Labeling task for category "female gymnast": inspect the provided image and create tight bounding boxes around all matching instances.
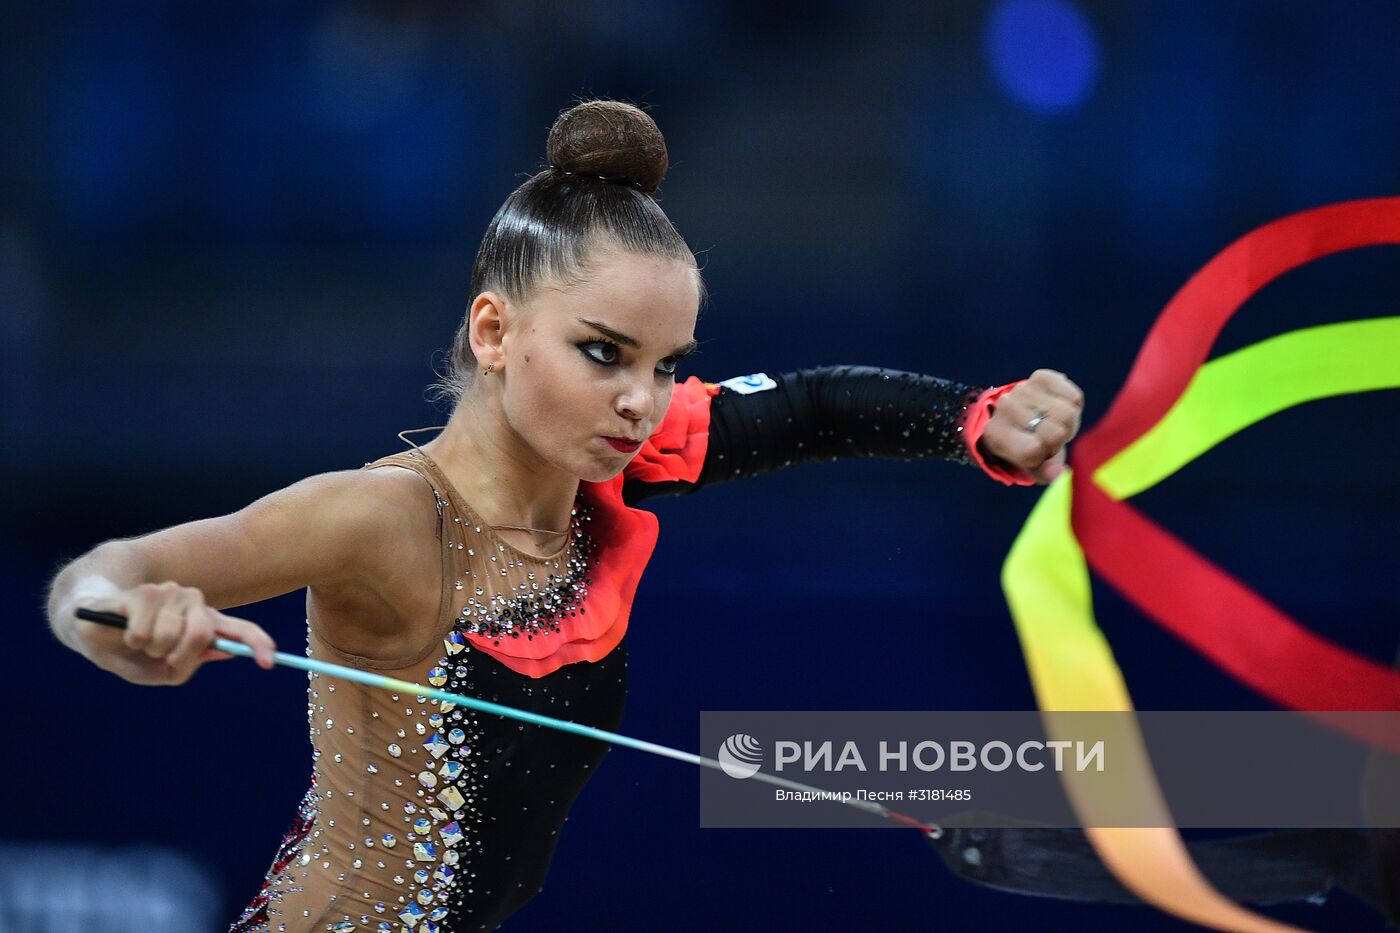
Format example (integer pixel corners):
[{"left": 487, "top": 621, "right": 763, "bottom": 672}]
[{"left": 45, "top": 100, "right": 1083, "bottom": 932}]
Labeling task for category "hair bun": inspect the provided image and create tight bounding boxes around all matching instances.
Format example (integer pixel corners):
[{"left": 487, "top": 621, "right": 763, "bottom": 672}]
[{"left": 546, "top": 101, "right": 669, "bottom": 193}]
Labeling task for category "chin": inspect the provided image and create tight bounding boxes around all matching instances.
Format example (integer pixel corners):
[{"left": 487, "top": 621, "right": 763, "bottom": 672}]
[
  {"left": 550, "top": 452, "right": 610, "bottom": 484},
  {"left": 570, "top": 448, "right": 632, "bottom": 484},
  {"left": 550, "top": 439, "right": 638, "bottom": 485},
  {"left": 579, "top": 461, "right": 627, "bottom": 484}
]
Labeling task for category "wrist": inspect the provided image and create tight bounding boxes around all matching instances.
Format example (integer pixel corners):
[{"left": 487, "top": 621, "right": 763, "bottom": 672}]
[{"left": 962, "top": 382, "right": 1037, "bottom": 487}]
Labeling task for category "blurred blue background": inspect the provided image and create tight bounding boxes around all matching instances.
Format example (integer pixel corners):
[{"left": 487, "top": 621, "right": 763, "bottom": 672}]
[{"left": 2, "top": 1, "right": 1397, "bottom": 930}]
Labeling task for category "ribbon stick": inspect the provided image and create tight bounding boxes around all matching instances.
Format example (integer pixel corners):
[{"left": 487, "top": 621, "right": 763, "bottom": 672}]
[
  {"left": 74, "top": 607, "right": 939, "bottom": 835},
  {"left": 1004, "top": 196, "right": 1400, "bottom": 932}
]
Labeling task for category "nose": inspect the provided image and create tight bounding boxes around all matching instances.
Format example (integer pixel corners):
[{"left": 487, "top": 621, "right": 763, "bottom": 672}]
[{"left": 615, "top": 376, "right": 656, "bottom": 425}]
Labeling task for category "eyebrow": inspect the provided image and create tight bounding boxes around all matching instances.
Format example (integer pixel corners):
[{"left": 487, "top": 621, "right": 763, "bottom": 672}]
[{"left": 577, "top": 318, "right": 698, "bottom": 357}]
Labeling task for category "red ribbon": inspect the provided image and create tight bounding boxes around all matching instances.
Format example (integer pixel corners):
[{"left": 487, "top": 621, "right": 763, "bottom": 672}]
[{"left": 1070, "top": 197, "right": 1400, "bottom": 714}]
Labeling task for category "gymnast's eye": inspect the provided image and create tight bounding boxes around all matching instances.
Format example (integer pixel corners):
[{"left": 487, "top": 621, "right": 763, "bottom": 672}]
[
  {"left": 579, "top": 339, "right": 620, "bottom": 366},
  {"left": 656, "top": 356, "right": 679, "bottom": 377}
]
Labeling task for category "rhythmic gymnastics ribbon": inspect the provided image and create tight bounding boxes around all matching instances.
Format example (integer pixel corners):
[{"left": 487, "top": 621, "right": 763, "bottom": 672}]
[{"left": 1002, "top": 196, "right": 1400, "bottom": 932}]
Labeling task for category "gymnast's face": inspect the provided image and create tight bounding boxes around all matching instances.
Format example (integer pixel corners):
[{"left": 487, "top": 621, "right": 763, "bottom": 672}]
[{"left": 478, "top": 250, "right": 700, "bottom": 483}]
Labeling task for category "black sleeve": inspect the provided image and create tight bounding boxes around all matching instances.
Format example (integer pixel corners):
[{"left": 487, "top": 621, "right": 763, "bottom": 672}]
[{"left": 622, "top": 365, "right": 988, "bottom": 505}]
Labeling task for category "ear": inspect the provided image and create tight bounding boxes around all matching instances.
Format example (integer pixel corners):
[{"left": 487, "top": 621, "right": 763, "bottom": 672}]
[{"left": 467, "top": 291, "right": 510, "bottom": 372}]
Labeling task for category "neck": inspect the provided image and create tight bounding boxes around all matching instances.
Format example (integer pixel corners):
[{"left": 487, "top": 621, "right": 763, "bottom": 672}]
[{"left": 421, "top": 389, "right": 579, "bottom": 538}]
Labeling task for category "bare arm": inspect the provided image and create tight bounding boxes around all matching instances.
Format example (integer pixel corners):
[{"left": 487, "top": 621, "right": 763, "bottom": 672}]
[{"left": 47, "top": 468, "right": 422, "bottom": 686}]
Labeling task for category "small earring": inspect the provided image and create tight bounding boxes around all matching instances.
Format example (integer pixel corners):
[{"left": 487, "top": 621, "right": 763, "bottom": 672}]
[{"left": 482, "top": 362, "right": 495, "bottom": 376}]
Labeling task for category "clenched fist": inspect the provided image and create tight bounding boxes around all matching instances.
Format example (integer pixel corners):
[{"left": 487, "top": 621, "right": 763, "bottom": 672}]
[{"left": 977, "top": 369, "right": 1084, "bottom": 484}]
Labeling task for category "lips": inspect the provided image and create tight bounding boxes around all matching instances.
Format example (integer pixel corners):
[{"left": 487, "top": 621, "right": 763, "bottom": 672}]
[{"left": 603, "top": 436, "right": 642, "bottom": 453}]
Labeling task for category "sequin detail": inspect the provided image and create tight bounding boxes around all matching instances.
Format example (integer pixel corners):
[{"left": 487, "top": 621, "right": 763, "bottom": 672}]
[
  {"left": 452, "top": 498, "right": 596, "bottom": 646},
  {"left": 233, "top": 452, "right": 599, "bottom": 932}
]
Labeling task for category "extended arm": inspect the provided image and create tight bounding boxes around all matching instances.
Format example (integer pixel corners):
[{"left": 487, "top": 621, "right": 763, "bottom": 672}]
[
  {"left": 46, "top": 468, "right": 428, "bottom": 685},
  {"left": 624, "top": 365, "right": 1082, "bottom": 504},
  {"left": 700, "top": 366, "right": 983, "bottom": 480}
]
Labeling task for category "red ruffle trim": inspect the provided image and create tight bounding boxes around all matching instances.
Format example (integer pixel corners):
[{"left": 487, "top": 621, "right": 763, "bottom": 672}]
[
  {"left": 620, "top": 375, "right": 721, "bottom": 486},
  {"left": 476, "top": 374, "right": 1033, "bottom": 674},
  {"left": 470, "top": 377, "right": 719, "bottom": 677}
]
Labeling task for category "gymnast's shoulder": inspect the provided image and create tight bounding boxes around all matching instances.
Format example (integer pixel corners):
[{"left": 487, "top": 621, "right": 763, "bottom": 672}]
[
  {"left": 248, "top": 465, "right": 441, "bottom": 567},
  {"left": 114, "top": 466, "right": 439, "bottom": 610}
]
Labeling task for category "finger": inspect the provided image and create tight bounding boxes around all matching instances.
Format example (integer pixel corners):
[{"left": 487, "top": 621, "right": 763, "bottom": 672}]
[
  {"left": 199, "top": 648, "right": 236, "bottom": 662},
  {"left": 1034, "top": 395, "right": 1081, "bottom": 444},
  {"left": 1029, "top": 448, "right": 1068, "bottom": 484},
  {"left": 165, "top": 605, "right": 216, "bottom": 672},
  {"left": 1028, "top": 369, "right": 1085, "bottom": 408},
  {"left": 146, "top": 601, "right": 188, "bottom": 659},
  {"left": 214, "top": 614, "right": 277, "bottom": 670},
  {"left": 121, "top": 584, "right": 164, "bottom": 653},
  {"left": 982, "top": 422, "right": 1056, "bottom": 471},
  {"left": 998, "top": 393, "right": 1078, "bottom": 446},
  {"left": 986, "top": 399, "right": 1067, "bottom": 461}
]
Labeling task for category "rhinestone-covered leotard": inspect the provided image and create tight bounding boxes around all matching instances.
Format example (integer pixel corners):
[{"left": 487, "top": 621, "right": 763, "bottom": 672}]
[
  {"left": 230, "top": 446, "right": 636, "bottom": 933},
  {"left": 230, "top": 368, "right": 1007, "bottom": 932}
]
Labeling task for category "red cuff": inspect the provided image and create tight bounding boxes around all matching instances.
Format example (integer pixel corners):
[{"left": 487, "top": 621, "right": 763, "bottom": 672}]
[{"left": 963, "top": 381, "right": 1037, "bottom": 487}]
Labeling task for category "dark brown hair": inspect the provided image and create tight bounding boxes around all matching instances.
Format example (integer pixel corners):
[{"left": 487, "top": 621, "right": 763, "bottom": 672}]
[{"left": 433, "top": 100, "right": 700, "bottom": 405}]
